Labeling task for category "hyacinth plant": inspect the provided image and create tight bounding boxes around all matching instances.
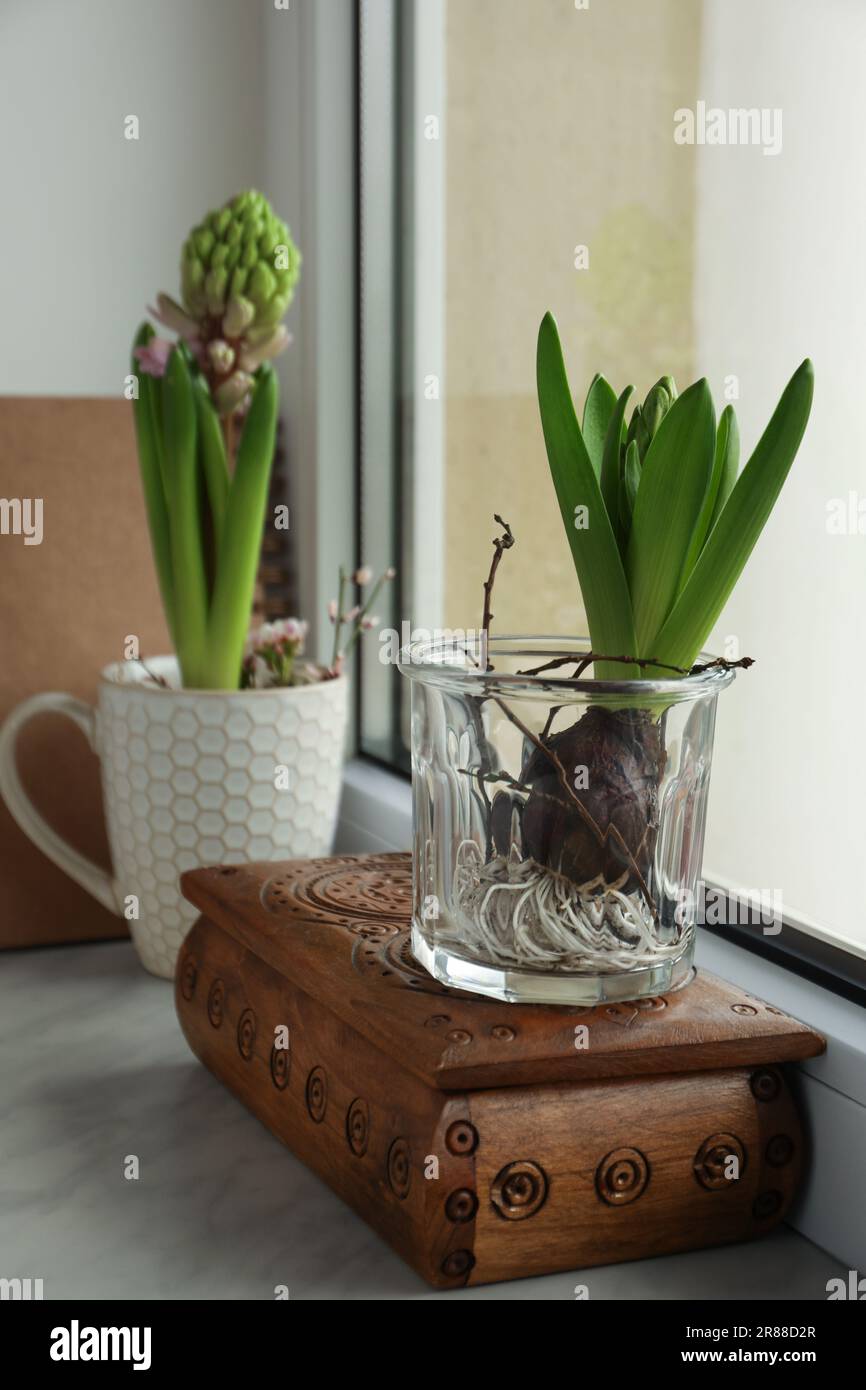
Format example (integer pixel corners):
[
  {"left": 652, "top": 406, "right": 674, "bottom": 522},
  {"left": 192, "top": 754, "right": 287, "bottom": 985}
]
[
  {"left": 131, "top": 191, "right": 301, "bottom": 689},
  {"left": 490, "top": 311, "right": 815, "bottom": 897},
  {"left": 536, "top": 312, "right": 814, "bottom": 680},
  {"left": 441, "top": 317, "right": 814, "bottom": 974}
]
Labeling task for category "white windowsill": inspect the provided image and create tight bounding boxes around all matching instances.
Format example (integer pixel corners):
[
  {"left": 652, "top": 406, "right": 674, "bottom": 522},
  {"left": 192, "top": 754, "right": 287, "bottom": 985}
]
[
  {"left": 335, "top": 756, "right": 413, "bottom": 856},
  {"left": 335, "top": 756, "right": 866, "bottom": 1270}
]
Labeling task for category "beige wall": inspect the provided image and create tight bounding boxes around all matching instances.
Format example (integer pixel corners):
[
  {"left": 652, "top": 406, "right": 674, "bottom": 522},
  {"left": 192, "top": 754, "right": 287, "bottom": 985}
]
[{"left": 444, "top": 0, "right": 700, "bottom": 633}]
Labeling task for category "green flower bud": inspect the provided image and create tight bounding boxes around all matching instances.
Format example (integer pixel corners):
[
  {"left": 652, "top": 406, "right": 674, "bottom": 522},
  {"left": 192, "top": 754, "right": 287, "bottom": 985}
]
[
  {"left": 180, "top": 190, "right": 300, "bottom": 330},
  {"left": 207, "top": 339, "right": 235, "bottom": 374},
  {"left": 181, "top": 253, "right": 206, "bottom": 318},
  {"left": 223, "top": 294, "right": 255, "bottom": 338},
  {"left": 247, "top": 261, "right": 277, "bottom": 309},
  {"left": 205, "top": 266, "right": 228, "bottom": 316},
  {"left": 193, "top": 227, "right": 215, "bottom": 260},
  {"left": 626, "top": 378, "right": 678, "bottom": 466},
  {"left": 229, "top": 266, "right": 249, "bottom": 300},
  {"left": 213, "top": 369, "right": 253, "bottom": 415},
  {"left": 641, "top": 383, "right": 671, "bottom": 443},
  {"left": 239, "top": 325, "right": 289, "bottom": 371}
]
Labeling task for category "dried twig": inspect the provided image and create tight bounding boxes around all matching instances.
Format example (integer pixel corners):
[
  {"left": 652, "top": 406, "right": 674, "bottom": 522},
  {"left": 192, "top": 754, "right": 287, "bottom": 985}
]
[
  {"left": 480, "top": 514, "right": 514, "bottom": 671},
  {"left": 690, "top": 655, "right": 755, "bottom": 675},
  {"left": 518, "top": 651, "right": 755, "bottom": 679},
  {"left": 132, "top": 657, "right": 169, "bottom": 688}
]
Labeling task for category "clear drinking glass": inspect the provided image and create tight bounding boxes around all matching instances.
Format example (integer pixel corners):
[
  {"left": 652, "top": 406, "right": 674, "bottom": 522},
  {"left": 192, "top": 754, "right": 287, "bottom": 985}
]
[{"left": 399, "top": 636, "right": 736, "bottom": 1005}]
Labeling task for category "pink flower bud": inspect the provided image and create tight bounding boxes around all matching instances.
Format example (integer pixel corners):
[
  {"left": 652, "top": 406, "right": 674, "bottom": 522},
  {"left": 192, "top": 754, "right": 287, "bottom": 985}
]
[{"left": 133, "top": 338, "right": 173, "bottom": 378}]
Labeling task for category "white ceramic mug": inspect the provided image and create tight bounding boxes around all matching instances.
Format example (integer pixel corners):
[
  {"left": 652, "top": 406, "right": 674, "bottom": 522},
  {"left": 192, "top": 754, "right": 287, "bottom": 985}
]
[{"left": 0, "top": 658, "right": 349, "bottom": 979}]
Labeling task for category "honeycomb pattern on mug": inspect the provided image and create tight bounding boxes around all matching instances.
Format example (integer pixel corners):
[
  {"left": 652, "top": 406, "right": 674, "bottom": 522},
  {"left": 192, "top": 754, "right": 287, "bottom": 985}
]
[{"left": 97, "top": 678, "right": 348, "bottom": 979}]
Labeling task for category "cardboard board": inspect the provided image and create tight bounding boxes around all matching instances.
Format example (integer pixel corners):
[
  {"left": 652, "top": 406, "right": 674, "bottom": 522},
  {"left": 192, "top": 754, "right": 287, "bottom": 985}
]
[{"left": 0, "top": 397, "right": 170, "bottom": 948}]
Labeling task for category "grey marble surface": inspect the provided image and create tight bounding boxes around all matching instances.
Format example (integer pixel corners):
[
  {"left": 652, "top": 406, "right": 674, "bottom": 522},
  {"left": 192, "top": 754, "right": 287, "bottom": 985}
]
[{"left": 0, "top": 939, "right": 842, "bottom": 1301}]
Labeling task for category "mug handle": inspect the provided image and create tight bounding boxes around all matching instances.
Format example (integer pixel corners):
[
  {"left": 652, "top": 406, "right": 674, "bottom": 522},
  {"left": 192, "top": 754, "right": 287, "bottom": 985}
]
[{"left": 0, "top": 692, "right": 118, "bottom": 914}]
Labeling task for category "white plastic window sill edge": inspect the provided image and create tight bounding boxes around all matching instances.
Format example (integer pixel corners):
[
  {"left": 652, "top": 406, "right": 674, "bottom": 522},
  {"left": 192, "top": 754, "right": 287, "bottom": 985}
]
[{"left": 335, "top": 756, "right": 866, "bottom": 1271}]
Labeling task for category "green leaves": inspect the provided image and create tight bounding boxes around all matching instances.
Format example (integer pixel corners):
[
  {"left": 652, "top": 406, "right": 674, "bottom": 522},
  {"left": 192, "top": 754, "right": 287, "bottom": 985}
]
[
  {"left": 193, "top": 375, "right": 230, "bottom": 556},
  {"left": 536, "top": 313, "right": 638, "bottom": 679},
  {"left": 676, "top": 404, "right": 739, "bottom": 599},
  {"left": 708, "top": 404, "right": 739, "bottom": 532},
  {"left": 130, "top": 329, "right": 279, "bottom": 690},
  {"left": 625, "top": 377, "right": 715, "bottom": 652},
  {"left": 651, "top": 359, "right": 814, "bottom": 671},
  {"left": 131, "top": 324, "right": 175, "bottom": 644},
  {"left": 163, "top": 348, "right": 209, "bottom": 687},
  {"left": 599, "top": 385, "right": 633, "bottom": 548},
  {"left": 535, "top": 311, "right": 814, "bottom": 677},
  {"left": 581, "top": 373, "right": 617, "bottom": 478},
  {"left": 206, "top": 365, "right": 280, "bottom": 690}
]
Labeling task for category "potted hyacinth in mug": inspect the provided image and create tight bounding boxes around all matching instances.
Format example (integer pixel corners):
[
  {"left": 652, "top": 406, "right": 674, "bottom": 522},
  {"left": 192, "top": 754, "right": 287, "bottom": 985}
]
[
  {"left": 401, "top": 312, "right": 813, "bottom": 1005},
  {"left": 0, "top": 191, "right": 392, "bottom": 980}
]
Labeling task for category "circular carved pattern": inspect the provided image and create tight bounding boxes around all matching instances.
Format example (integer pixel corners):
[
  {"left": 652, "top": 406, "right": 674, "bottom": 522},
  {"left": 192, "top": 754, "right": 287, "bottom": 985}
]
[
  {"left": 732, "top": 1004, "right": 758, "bottom": 1016},
  {"left": 263, "top": 855, "right": 412, "bottom": 923},
  {"left": 445, "top": 1121, "right": 479, "bottom": 1156},
  {"left": 445, "top": 1188, "right": 478, "bottom": 1223},
  {"left": 446, "top": 1029, "right": 473, "bottom": 1046},
  {"left": 596, "top": 1147, "right": 650, "bottom": 1206},
  {"left": 766, "top": 1134, "right": 794, "bottom": 1168},
  {"left": 441, "top": 1249, "right": 475, "bottom": 1278},
  {"left": 387, "top": 1138, "right": 411, "bottom": 1199},
  {"left": 491, "top": 1160, "right": 549, "bottom": 1221},
  {"left": 344, "top": 921, "right": 403, "bottom": 942},
  {"left": 603, "top": 997, "right": 668, "bottom": 1026},
  {"left": 753, "top": 1190, "right": 783, "bottom": 1220},
  {"left": 693, "top": 1133, "right": 746, "bottom": 1190},
  {"left": 207, "top": 979, "right": 225, "bottom": 1029},
  {"left": 237, "top": 1008, "right": 257, "bottom": 1061},
  {"left": 637, "top": 995, "right": 669, "bottom": 1012},
  {"left": 425, "top": 1014, "right": 451, "bottom": 1029},
  {"left": 750, "top": 1068, "right": 781, "bottom": 1103},
  {"left": 180, "top": 955, "right": 197, "bottom": 1001},
  {"left": 352, "top": 931, "right": 477, "bottom": 1000},
  {"left": 490, "top": 1025, "right": 516, "bottom": 1042},
  {"left": 346, "top": 1098, "right": 370, "bottom": 1156},
  {"left": 566, "top": 979, "right": 691, "bottom": 1026},
  {"left": 270, "top": 1042, "right": 290, "bottom": 1091},
  {"left": 305, "top": 1066, "right": 327, "bottom": 1123}
]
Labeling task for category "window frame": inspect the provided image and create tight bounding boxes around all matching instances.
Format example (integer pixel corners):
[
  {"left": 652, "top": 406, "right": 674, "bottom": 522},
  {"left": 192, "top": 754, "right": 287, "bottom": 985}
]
[{"left": 290, "top": 0, "right": 866, "bottom": 1267}]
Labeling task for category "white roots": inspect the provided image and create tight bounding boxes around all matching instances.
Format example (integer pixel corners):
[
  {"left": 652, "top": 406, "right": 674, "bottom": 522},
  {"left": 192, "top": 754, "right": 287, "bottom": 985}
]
[{"left": 449, "top": 840, "right": 685, "bottom": 974}]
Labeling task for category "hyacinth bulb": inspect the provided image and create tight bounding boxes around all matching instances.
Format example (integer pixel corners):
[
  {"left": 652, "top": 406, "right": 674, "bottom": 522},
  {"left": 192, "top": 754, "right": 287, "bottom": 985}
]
[{"left": 521, "top": 706, "right": 665, "bottom": 891}]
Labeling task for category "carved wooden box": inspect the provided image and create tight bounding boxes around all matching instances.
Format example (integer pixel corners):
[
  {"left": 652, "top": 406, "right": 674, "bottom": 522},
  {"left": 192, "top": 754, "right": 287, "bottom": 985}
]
[{"left": 176, "top": 852, "right": 824, "bottom": 1289}]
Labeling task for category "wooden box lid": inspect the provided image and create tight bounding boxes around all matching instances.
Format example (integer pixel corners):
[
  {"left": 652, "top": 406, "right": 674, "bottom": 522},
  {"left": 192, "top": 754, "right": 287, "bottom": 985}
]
[{"left": 181, "top": 852, "right": 824, "bottom": 1091}]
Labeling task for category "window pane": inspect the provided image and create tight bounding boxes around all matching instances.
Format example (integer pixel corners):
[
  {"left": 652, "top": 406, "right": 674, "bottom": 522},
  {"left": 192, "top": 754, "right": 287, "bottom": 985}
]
[{"left": 360, "top": 0, "right": 866, "bottom": 956}]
